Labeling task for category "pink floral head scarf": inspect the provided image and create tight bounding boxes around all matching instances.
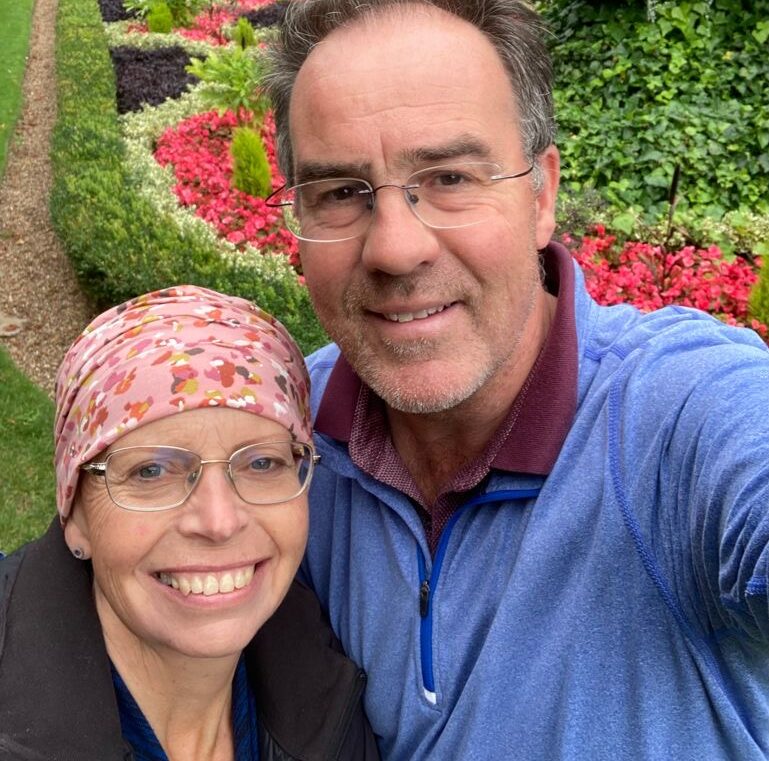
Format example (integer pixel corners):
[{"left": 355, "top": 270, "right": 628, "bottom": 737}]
[{"left": 54, "top": 285, "right": 311, "bottom": 520}]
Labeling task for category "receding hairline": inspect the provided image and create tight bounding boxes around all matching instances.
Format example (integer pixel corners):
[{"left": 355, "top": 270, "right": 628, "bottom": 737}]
[
  {"left": 299, "top": 1, "right": 511, "bottom": 77},
  {"left": 289, "top": 3, "right": 524, "bottom": 176}
]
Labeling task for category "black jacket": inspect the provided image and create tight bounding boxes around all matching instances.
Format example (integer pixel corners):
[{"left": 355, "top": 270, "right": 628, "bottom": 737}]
[{"left": 0, "top": 520, "right": 379, "bottom": 761}]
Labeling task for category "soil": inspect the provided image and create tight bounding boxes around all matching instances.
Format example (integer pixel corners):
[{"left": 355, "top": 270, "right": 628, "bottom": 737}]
[{"left": 0, "top": 0, "right": 96, "bottom": 397}]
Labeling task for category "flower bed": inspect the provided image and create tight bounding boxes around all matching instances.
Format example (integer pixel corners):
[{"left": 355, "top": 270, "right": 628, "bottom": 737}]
[
  {"left": 153, "top": 108, "right": 298, "bottom": 265},
  {"left": 124, "top": 0, "right": 274, "bottom": 45},
  {"left": 111, "top": 45, "right": 200, "bottom": 113},
  {"left": 572, "top": 226, "right": 767, "bottom": 337}
]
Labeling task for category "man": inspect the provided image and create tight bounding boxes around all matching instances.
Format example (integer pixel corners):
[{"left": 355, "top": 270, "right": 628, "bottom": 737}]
[{"left": 263, "top": 1, "right": 769, "bottom": 758}]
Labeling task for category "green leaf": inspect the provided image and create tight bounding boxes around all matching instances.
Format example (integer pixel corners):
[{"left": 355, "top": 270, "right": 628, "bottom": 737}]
[{"left": 611, "top": 211, "right": 636, "bottom": 235}]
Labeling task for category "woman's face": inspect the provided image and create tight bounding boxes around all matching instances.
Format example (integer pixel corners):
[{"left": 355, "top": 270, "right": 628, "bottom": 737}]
[{"left": 65, "top": 407, "right": 308, "bottom": 660}]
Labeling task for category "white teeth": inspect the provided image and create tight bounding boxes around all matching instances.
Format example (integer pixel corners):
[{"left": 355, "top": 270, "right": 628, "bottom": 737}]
[
  {"left": 384, "top": 304, "right": 446, "bottom": 323},
  {"left": 157, "top": 565, "right": 255, "bottom": 597}
]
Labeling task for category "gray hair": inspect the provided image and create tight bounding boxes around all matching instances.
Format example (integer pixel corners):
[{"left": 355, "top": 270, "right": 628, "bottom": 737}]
[{"left": 263, "top": 0, "right": 555, "bottom": 186}]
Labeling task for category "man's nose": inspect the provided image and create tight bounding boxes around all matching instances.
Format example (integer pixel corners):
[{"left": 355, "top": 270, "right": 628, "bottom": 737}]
[{"left": 360, "top": 187, "right": 441, "bottom": 275}]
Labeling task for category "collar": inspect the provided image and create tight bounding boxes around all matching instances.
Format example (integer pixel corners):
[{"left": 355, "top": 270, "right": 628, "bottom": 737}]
[{"left": 314, "top": 241, "right": 578, "bottom": 476}]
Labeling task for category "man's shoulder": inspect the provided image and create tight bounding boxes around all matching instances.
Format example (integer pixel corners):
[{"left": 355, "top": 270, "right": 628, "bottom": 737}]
[
  {"left": 587, "top": 300, "right": 768, "bottom": 366},
  {"left": 305, "top": 342, "right": 341, "bottom": 374},
  {"left": 305, "top": 343, "right": 341, "bottom": 411}
]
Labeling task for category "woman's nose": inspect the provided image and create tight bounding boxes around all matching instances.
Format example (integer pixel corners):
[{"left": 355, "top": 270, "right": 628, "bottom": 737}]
[{"left": 176, "top": 464, "right": 248, "bottom": 543}]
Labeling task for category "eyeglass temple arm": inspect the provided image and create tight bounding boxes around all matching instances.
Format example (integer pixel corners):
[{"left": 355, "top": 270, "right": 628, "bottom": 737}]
[
  {"left": 490, "top": 165, "right": 535, "bottom": 182},
  {"left": 81, "top": 462, "right": 107, "bottom": 476}
]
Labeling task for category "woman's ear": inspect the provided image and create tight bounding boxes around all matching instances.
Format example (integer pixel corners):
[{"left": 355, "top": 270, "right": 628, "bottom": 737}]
[{"left": 63, "top": 498, "right": 92, "bottom": 560}]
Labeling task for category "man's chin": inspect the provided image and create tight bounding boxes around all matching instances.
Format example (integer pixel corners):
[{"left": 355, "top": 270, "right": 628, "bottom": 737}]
[{"left": 360, "top": 359, "right": 491, "bottom": 416}]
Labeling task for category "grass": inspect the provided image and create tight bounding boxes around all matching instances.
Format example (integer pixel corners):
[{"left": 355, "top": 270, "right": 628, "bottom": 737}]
[
  {"left": 0, "top": 0, "right": 36, "bottom": 178},
  {"left": 0, "top": 348, "right": 56, "bottom": 554}
]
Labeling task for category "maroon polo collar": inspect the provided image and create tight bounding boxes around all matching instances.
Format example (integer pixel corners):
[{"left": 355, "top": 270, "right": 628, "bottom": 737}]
[{"left": 314, "top": 241, "right": 577, "bottom": 477}]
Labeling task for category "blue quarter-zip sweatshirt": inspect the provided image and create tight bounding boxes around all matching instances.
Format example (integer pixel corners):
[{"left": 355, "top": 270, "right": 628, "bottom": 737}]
[{"left": 302, "top": 257, "right": 769, "bottom": 761}]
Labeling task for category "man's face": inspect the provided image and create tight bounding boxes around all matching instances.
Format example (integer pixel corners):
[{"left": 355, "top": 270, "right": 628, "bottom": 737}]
[{"left": 289, "top": 6, "right": 559, "bottom": 414}]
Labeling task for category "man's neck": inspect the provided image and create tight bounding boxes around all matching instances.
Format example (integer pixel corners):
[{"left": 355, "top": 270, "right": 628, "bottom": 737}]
[{"left": 387, "top": 292, "right": 557, "bottom": 504}]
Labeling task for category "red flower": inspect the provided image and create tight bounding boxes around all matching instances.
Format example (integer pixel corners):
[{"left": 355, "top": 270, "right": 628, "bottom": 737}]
[{"left": 571, "top": 228, "right": 767, "bottom": 341}]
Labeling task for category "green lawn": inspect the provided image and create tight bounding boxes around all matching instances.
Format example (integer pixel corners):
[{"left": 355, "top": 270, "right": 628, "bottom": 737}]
[
  {"left": 0, "top": 0, "right": 36, "bottom": 178},
  {"left": 0, "top": 348, "right": 56, "bottom": 553}
]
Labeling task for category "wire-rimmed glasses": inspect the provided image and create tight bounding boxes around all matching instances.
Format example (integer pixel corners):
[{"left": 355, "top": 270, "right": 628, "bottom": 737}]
[
  {"left": 80, "top": 441, "right": 319, "bottom": 512},
  {"left": 265, "top": 161, "right": 534, "bottom": 243}
]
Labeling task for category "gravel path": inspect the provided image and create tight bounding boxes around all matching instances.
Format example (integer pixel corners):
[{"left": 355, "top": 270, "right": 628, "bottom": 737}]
[{"left": 0, "top": 0, "right": 96, "bottom": 397}]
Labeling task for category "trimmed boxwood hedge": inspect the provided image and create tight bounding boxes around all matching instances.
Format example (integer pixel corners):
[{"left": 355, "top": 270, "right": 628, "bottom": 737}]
[{"left": 51, "top": 0, "right": 327, "bottom": 353}]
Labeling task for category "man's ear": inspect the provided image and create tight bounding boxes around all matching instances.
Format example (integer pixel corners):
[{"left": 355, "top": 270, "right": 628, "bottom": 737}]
[
  {"left": 63, "top": 497, "right": 92, "bottom": 559},
  {"left": 534, "top": 144, "right": 560, "bottom": 250}
]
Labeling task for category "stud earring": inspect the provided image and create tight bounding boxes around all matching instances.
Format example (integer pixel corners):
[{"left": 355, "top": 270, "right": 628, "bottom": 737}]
[{"left": 71, "top": 547, "right": 86, "bottom": 560}]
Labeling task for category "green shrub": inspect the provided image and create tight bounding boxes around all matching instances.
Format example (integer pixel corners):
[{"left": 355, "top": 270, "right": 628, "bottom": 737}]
[
  {"left": 543, "top": 0, "right": 769, "bottom": 222},
  {"left": 123, "top": 0, "right": 208, "bottom": 26},
  {"left": 52, "top": 0, "right": 326, "bottom": 353},
  {"left": 231, "top": 125, "right": 272, "bottom": 198},
  {"left": 146, "top": 1, "right": 173, "bottom": 33},
  {"left": 187, "top": 47, "right": 269, "bottom": 124}
]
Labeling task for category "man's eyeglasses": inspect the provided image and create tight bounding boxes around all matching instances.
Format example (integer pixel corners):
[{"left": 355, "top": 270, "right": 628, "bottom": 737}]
[
  {"left": 80, "top": 441, "right": 319, "bottom": 512},
  {"left": 265, "top": 161, "right": 534, "bottom": 243}
]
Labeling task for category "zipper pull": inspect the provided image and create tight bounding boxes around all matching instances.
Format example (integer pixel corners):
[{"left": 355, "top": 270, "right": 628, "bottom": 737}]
[{"left": 419, "top": 579, "right": 430, "bottom": 617}]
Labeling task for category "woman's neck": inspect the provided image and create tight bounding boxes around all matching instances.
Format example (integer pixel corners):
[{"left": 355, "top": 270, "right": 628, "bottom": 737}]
[{"left": 99, "top": 601, "right": 239, "bottom": 761}]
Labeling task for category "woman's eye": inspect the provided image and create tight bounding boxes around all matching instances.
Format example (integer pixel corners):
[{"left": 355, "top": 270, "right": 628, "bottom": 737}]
[
  {"left": 248, "top": 456, "right": 275, "bottom": 472},
  {"left": 136, "top": 463, "right": 165, "bottom": 480}
]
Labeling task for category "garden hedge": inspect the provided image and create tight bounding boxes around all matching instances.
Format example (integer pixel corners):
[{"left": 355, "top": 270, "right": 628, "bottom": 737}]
[
  {"left": 50, "top": 0, "right": 327, "bottom": 353},
  {"left": 543, "top": 0, "right": 769, "bottom": 225}
]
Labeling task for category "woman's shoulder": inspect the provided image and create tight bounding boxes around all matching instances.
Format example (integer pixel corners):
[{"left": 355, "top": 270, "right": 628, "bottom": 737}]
[
  {"left": 246, "top": 580, "right": 379, "bottom": 760},
  {"left": 0, "top": 519, "right": 127, "bottom": 760}
]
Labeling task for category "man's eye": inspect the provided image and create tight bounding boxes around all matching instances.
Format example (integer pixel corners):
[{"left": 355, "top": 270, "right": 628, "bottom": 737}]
[
  {"left": 436, "top": 172, "right": 466, "bottom": 186},
  {"left": 422, "top": 169, "right": 479, "bottom": 190},
  {"left": 321, "top": 184, "right": 362, "bottom": 204}
]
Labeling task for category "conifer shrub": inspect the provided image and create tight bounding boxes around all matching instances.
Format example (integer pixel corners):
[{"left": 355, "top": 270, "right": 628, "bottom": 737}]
[
  {"left": 146, "top": 1, "right": 173, "bottom": 33},
  {"left": 231, "top": 125, "right": 271, "bottom": 198}
]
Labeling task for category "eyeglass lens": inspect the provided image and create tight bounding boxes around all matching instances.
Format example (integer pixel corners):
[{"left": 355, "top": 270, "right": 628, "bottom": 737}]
[
  {"left": 279, "top": 162, "right": 516, "bottom": 241},
  {"left": 102, "top": 442, "right": 313, "bottom": 511}
]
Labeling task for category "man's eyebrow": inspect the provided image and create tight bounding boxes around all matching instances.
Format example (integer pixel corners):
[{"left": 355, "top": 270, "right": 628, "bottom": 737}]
[
  {"left": 400, "top": 136, "right": 493, "bottom": 165},
  {"left": 293, "top": 161, "right": 371, "bottom": 184},
  {"left": 292, "top": 136, "right": 492, "bottom": 184}
]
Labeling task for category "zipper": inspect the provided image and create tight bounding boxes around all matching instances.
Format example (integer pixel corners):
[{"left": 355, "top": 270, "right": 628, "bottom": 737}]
[{"left": 416, "top": 488, "right": 541, "bottom": 704}]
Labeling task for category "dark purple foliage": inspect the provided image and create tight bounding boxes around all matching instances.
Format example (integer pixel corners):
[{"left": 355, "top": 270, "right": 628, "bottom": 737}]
[
  {"left": 99, "top": 0, "right": 139, "bottom": 23},
  {"left": 239, "top": 2, "right": 287, "bottom": 28},
  {"left": 110, "top": 46, "right": 201, "bottom": 114}
]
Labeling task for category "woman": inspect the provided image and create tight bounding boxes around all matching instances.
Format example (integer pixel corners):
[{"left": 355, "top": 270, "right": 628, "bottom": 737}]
[{"left": 0, "top": 286, "right": 377, "bottom": 761}]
